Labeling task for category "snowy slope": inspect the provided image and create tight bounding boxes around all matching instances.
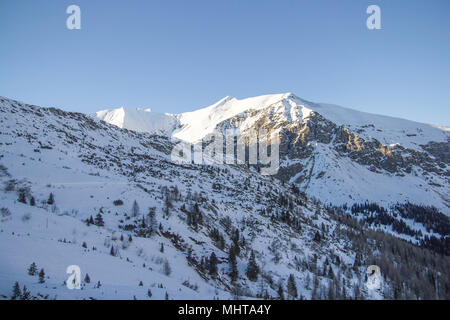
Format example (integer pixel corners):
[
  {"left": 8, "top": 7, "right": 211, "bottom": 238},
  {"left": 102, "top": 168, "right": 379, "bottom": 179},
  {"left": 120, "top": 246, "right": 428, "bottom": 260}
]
[
  {"left": 1, "top": 96, "right": 449, "bottom": 300},
  {"left": 0, "top": 96, "right": 367, "bottom": 300}
]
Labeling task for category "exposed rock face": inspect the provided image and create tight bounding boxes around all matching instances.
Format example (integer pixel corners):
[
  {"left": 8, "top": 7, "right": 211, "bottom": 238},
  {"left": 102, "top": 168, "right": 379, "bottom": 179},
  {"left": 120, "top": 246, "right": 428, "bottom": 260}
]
[{"left": 205, "top": 95, "right": 449, "bottom": 213}]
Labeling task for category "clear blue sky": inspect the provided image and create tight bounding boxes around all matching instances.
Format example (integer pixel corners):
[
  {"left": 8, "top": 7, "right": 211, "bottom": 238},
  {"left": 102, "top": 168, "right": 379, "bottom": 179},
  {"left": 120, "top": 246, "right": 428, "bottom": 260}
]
[{"left": 0, "top": 0, "right": 449, "bottom": 125}]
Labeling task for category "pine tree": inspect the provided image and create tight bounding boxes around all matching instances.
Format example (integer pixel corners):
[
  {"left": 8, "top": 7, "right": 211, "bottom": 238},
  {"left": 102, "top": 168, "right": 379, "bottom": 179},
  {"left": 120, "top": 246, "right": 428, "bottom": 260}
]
[
  {"left": 139, "top": 281, "right": 143, "bottom": 286},
  {"left": 84, "top": 273, "right": 90, "bottom": 283},
  {"left": 86, "top": 215, "right": 93, "bottom": 226},
  {"left": 277, "top": 282, "right": 285, "bottom": 300},
  {"left": 131, "top": 200, "right": 140, "bottom": 217},
  {"left": 312, "top": 274, "right": 319, "bottom": 299},
  {"left": 11, "top": 281, "right": 21, "bottom": 300},
  {"left": 28, "top": 262, "right": 37, "bottom": 276},
  {"left": 246, "top": 250, "right": 259, "bottom": 282},
  {"left": 18, "top": 191, "right": 26, "bottom": 204},
  {"left": 21, "top": 286, "right": 31, "bottom": 300},
  {"left": 314, "top": 231, "right": 321, "bottom": 242},
  {"left": 94, "top": 213, "right": 104, "bottom": 226},
  {"left": 208, "top": 252, "right": 218, "bottom": 276},
  {"left": 147, "top": 289, "right": 152, "bottom": 298},
  {"left": 287, "top": 274, "right": 298, "bottom": 299},
  {"left": 47, "top": 193, "right": 54, "bottom": 205},
  {"left": 165, "top": 292, "right": 169, "bottom": 300},
  {"left": 231, "top": 229, "right": 240, "bottom": 256},
  {"left": 164, "top": 196, "right": 173, "bottom": 219},
  {"left": 163, "top": 260, "right": 172, "bottom": 276},
  {"left": 160, "top": 243, "right": 164, "bottom": 253},
  {"left": 229, "top": 246, "right": 238, "bottom": 282},
  {"left": 38, "top": 268, "right": 45, "bottom": 283},
  {"left": 110, "top": 245, "right": 116, "bottom": 256},
  {"left": 148, "top": 207, "right": 157, "bottom": 235},
  {"left": 29, "top": 196, "right": 35, "bottom": 206}
]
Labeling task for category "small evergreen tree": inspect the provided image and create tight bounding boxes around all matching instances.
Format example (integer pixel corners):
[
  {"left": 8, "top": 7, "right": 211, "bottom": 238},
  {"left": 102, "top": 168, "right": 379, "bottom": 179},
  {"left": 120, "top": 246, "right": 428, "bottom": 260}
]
[
  {"left": 131, "top": 200, "right": 140, "bottom": 217},
  {"left": 18, "top": 191, "right": 26, "bottom": 204},
  {"left": 94, "top": 213, "right": 104, "bottom": 227},
  {"left": 38, "top": 268, "right": 45, "bottom": 283},
  {"left": 47, "top": 193, "right": 54, "bottom": 205},
  {"left": 86, "top": 215, "right": 94, "bottom": 226},
  {"left": 163, "top": 260, "right": 172, "bottom": 276},
  {"left": 287, "top": 274, "right": 298, "bottom": 299},
  {"left": 21, "top": 286, "right": 31, "bottom": 300},
  {"left": 11, "top": 281, "right": 21, "bottom": 300},
  {"left": 246, "top": 251, "right": 259, "bottom": 282},
  {"left": 29, "top": 196, "right": 35, "bottom": 206},
  {"left": 314, "top": 231, "right": 321, "bottom": 242},
  {"left": 229, "top": 246, "right": 238, "bottom": 282},
  {"left": 277, "top": 282, "right": 285, "bottom": 300},
  {"left": 84, "top": 273, "right": 90, "bottom": 283},
  {"left": 28, "top": 262, "right": 37, "bottom": 276},
  {"left": 208, "top": 252, "right": 218, "bottom": 276},
  {"left": 147, "top": 289, "right": 152, "bottom": 298}
]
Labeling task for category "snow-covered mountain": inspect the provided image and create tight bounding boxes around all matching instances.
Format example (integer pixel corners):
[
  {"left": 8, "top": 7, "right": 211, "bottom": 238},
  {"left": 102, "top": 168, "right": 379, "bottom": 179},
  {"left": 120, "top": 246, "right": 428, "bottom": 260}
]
[
  {"left": 0, "top": 96, "right": 449, "bottom": 301},
  {"left": 95, "top": 107, "right": 178, "bottom": 136},
  {"left": 96, "top": 93, "right": 450, "bottom": 213}
]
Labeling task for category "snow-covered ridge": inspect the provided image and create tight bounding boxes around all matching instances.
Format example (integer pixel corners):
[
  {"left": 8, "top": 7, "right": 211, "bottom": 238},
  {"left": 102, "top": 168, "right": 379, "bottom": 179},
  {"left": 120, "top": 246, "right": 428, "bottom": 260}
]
[
  {"left": 95, "top": 107, "right": 178, "bottom": 136},
  {"left": 94, "top": 93, "right": 449, "bottom": 149}
]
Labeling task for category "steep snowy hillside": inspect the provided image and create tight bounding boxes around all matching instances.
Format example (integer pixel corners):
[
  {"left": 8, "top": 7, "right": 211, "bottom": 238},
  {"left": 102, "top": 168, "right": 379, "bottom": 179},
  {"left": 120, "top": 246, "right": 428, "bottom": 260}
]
[
  {"left": 1, "top": 96, "right": 449, "bottom": 300},
  {"left": 95, "top": 93, "right": 450, "bottom": 213}
]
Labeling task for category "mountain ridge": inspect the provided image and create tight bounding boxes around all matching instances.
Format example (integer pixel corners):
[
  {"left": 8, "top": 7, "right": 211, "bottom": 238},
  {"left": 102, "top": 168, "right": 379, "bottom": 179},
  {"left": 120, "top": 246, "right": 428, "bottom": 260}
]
[{"left": 93, "top": 93, "right": 450, "bottom": 213}]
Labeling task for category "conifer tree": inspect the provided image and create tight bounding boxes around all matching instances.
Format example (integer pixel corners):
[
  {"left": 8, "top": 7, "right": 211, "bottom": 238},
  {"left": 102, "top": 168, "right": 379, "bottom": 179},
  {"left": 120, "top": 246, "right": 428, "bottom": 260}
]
[
  {"left": 277, "top": 282, "right": 285, "bottom": 300},
  {"left": 11, "top": 281, "right": 21, "bottom": 300},
  {"left": 94, "top": 213, "right": 104, "bottom": 227},
  {"left": 287, "top": 274, "right": 298, "bottom": 299},
  {"left": 18, "top": 191, "right": 26, "bottom": 204},
  {"left": 28, "top": 262, "right": 37, "bottom": 276},
  {"left": 47, "top": 193, "right": 54, "bottom": 205},
  {"left": 38, "top": 268, "right": 45, "bottom": 283},
  {"left": 21, "top": 286, "right": 31, "bottom": 300},
  {"left": 246, "top": 250, "right": 259, "bottom": 282},
  {"left": 208, "top": 252, "right": 218, "bottom": 276},
  {"left": 131, "top": 200, "right": 140, "bottom": 217},
  {"left": 229, "top": 246, "right": 238, "bottom": 282},
  {"left": 84, "top": 273, "right": 90, "bottom": 283}
]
